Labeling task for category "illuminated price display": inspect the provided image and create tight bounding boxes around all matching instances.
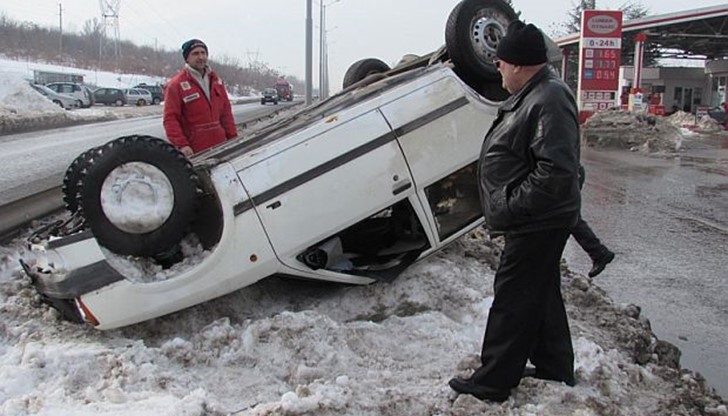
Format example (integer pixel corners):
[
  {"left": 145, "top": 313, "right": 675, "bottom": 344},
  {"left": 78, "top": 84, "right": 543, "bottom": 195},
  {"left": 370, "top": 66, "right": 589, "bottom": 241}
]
[{"left": 578, "top": 10, "right": 623, "bottom": 107}]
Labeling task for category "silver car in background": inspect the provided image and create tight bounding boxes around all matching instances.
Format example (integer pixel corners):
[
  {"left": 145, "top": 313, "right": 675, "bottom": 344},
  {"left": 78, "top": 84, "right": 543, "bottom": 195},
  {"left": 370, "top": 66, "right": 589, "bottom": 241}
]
[
  {"left": 123, "top": 88, "right": 154, "bottom": 106},
  {"left": 29, "top": 83, "right": 79, "bottom": 110}
]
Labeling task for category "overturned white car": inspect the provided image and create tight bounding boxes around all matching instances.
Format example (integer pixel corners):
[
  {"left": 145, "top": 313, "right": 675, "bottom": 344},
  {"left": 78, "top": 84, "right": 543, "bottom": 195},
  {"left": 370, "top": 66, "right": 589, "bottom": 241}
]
[{"left": 22, "top": 0, "right": 551, "bottom": 329}]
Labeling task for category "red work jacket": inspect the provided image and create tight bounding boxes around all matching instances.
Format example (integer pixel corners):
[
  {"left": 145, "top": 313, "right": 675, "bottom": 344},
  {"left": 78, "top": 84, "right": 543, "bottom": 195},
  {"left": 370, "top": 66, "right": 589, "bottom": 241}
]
[{"left": 163, "top": 68, "right": 237, "bottom": 153}]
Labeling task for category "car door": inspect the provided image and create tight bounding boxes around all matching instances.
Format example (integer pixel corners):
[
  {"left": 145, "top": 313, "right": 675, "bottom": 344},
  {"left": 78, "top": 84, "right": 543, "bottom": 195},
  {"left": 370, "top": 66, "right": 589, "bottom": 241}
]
[
  {"left": 236, "top": 108, "right": 424, "bottom": 275},
  {"left": 378, "top": 74, "right": 498, "bottom": 247}
]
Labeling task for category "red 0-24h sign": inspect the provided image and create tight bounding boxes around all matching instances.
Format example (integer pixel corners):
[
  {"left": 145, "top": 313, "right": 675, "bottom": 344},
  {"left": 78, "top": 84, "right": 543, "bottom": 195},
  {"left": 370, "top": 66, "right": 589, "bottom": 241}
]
[{"left": 579, "top": 10, "right": 623, "bottom": 91}]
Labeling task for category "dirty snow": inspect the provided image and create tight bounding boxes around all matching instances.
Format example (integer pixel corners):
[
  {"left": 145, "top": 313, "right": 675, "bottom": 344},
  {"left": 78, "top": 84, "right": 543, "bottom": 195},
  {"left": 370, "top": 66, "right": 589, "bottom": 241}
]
[
  {"left": 1, "top": 61, "right": 727, "bottom": 415},
  {"left": 2, "top": 226, "right": 727, "bottom": 416}
]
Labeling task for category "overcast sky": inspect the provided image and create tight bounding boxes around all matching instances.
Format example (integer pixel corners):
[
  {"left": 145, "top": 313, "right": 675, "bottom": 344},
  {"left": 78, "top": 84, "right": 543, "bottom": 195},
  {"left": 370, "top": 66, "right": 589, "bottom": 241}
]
[{"left": 3, "top": 0, "right": 726, "bottom": 92}]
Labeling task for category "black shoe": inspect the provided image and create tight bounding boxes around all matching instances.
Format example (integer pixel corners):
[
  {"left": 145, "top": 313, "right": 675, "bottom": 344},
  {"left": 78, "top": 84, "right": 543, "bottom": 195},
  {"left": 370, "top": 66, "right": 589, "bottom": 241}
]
[
  {"left": 448, "top": 377, "right": 510, "bottom": 402},
  {"left": 522, "top": 366, "right": 576, "bottom": 386},
  {"left": 588, "top": 250, "right": 615, "bottom": 277}
]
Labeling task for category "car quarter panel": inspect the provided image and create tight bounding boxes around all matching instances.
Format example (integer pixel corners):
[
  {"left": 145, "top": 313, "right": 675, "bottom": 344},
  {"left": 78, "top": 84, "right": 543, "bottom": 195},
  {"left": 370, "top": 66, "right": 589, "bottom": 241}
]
[{"left": 80, "top": 163, "right": 279, "bottom": 329}]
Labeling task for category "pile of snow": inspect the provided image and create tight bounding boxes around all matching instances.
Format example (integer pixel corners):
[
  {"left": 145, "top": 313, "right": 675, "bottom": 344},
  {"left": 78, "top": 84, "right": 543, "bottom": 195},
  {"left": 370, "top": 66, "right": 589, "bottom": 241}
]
[
  {"left": 667, "top": 110, "right": 700, "bottom": 127},
  {"left": 665, "top": 110, "right": 724, "bottom": 134},
  {"left": 582, "top": 110, "right": 684, "bottom": 153},
  {"left": 1, "top": 223, "right": 726, "bottom": 415}
]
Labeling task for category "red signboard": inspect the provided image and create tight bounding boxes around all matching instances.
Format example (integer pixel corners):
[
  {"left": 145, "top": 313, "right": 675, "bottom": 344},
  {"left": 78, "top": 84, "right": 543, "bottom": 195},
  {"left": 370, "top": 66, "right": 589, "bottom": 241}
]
[{"left": 577, "top": 10, "right": 623, "bottom": 114}]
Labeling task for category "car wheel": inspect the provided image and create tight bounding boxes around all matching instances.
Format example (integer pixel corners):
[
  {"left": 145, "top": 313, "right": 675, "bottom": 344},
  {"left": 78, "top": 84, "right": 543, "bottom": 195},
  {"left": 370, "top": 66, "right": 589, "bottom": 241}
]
[
  {"left": 76, "top": 99, "right": 84, "bottom": 108},
  {"left": 52, "top": 100, "right": 64, "bottom": 108},
  {"left": 445, "top": 0, "right": 517, "bottom": 82},
  {"left": 342, "top": 58, "right": 391, "bottom": 89},
  {"left": 77, "top": 135, "right": 201, "bottom": 257},
  {"left": 136, "top": 99, "right": 144, "bottom": 106},
  {"left": 153, "top": 97, "right": 161, "bottom": 105},
  {"left": 62, "top": 147, "right": 101, "bottom": 213},
  {"left": 115, "top": 99, "right": 123, "bottom": 106}
]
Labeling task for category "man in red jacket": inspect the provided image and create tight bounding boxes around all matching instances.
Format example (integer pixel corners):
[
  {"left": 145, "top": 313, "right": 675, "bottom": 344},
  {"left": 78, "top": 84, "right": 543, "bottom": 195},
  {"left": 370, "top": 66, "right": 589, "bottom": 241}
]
[{"left": 163, "top": 39, "right": 237, "bottom": 156}]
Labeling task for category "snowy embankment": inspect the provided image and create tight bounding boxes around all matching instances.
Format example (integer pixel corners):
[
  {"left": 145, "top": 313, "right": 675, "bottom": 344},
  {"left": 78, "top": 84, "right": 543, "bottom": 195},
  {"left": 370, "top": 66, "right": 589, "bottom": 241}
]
[{"left": 1, "top": 223, "right": 726, "bottom": 415}]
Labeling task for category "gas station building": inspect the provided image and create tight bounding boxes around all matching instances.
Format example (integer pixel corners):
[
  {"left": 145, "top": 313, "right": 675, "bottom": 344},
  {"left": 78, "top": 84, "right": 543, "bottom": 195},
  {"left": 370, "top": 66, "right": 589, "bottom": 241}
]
[{"left": 554, "top": 4, "right": 728, "bottom": 118}]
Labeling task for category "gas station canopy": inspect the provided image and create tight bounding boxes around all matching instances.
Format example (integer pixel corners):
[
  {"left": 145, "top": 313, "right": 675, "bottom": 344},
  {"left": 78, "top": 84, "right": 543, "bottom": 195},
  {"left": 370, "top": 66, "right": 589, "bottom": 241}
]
[{"left": 555, "top": 4, "right": 728, "bottom": 59}]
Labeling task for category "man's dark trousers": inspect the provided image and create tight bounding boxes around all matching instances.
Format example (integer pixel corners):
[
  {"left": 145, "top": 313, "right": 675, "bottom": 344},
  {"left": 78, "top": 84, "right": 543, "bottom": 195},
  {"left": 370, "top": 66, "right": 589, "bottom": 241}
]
[
  {"left": 571, "top": 216, "right": 607, "bottom": 261},
  {"left": 471, "top": 228, "right": 574, "bottom": 389}
]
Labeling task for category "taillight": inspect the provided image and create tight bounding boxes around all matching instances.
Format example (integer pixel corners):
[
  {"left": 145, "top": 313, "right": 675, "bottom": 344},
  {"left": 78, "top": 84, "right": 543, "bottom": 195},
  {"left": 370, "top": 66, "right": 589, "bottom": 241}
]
[{"left": 75, "top": 298, "right": 100, "bottom": 326}]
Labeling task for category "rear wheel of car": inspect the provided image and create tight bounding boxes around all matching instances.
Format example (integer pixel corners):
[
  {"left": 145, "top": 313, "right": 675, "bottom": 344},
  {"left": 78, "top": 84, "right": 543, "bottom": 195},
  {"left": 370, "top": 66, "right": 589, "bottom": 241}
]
[
  {"left": 445, "top": 0, "right": 517, "bottom": 82},
  {"left": 153, "top": 97, "right": 161, "bottom": 105},
  {"left": 52, "top": 100, "right": 64, "bottom": 108},
  {"left": 115, "top": 99, "right": 124, "bottom": 106},
  {"left": 136, "top": 99, "right": 145, "bottom": 106},
  {"left": 77, "top": 135, "right": 200, "bottom": 257},
  {"left": 76, "top": 99, "right": 83, "bottom": 108},
  {"left": 342, "top": 58, "right": 391, "bottom": 89}
]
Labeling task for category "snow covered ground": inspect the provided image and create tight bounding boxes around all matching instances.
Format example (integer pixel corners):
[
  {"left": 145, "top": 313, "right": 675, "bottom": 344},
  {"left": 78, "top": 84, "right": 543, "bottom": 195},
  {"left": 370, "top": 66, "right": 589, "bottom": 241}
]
[{"left": 1, "top": 59, "right": 727, "bottom": 415}]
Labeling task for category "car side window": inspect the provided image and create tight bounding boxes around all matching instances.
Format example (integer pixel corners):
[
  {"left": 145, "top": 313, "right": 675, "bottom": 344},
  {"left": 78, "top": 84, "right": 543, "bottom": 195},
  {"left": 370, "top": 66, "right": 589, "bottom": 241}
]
[{"left": 424, "top": 162, "right": 481, "bottom": 240}]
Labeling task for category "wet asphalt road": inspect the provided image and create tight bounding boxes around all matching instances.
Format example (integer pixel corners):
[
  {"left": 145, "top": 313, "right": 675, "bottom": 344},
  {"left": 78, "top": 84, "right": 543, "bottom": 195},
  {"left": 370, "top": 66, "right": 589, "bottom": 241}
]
[{"left": 563, "top": 134, "right": 728, "bottom": 397}]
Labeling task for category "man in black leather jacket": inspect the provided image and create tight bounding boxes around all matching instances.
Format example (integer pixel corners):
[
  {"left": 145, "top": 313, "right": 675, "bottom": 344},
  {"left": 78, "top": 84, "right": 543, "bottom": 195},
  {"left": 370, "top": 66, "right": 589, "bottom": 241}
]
[{"left": 449, "top": 21, "right": 581, "bottom": 403}]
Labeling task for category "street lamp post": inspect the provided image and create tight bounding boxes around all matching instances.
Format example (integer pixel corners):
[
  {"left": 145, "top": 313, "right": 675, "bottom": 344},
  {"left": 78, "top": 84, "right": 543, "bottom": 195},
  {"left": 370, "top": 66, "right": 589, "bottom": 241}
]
[
  {"left": 306, "top": 0, "right": 313, "bottom": 105},
  {"left": 319, "top": 0, "right": 342, "bottom": 100}
]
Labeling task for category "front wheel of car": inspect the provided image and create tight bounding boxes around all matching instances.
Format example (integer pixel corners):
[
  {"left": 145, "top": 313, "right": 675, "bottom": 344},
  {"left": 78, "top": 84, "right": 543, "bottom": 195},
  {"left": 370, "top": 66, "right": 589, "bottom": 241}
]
[
  {"left": 136, "top": 99, "right": 145, "bottom": 106},
  {"left": 445, "top": 0, "right": 517, "bottom": 82},
  {"left": 342, "top": 58, "right": 391, "bottom": 89},
  {"left": 77, "top": 135, "right": 201, "bottom": 257},
  {"left": 115, "top": 99, "right": 123, "bottom": 106}
]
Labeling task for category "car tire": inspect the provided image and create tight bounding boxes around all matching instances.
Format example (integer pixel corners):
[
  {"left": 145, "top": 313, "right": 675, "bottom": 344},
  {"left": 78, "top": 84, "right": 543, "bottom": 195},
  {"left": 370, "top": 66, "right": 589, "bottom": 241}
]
[
  {"left": 78, "top": 135, "right": 201, "bottom": 257},
  {"left": 342, "top": 58, "right": 391, "bottom": 89},
  {"left": 445, "top": 0, "right": 517, "bottom": 82},
  {"left": 153, "top": 97, "right": 161, "bottom": 105},
  {"left": 115, "top": 99, "right": 123, "bottom": 106},
  {"left": 62, "top": 147, "right": 101, "bottom": 213}
]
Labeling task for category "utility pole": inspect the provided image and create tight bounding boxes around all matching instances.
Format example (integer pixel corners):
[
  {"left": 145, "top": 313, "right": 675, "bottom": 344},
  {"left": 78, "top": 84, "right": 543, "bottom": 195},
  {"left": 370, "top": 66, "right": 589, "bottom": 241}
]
[
  {"left": 319, "top": 2, "right": 325, "bottom": 99},
  {"left": 306, "top": 0, "right": 313, "bottom": 105},
  {"left": 58, "top": 3, "right": 63, "bottom": 55},
  {"left": 319, "top": 0, "right": 342, "bottom": 99}
]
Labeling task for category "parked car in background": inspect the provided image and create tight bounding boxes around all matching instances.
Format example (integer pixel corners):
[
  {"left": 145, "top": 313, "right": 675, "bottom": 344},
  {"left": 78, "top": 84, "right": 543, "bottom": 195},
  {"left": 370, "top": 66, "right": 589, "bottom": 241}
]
[
  {"left": 45, "top": 82, "right": 95, "bottom": 108},
  {"left": 93, "top": 88, "right": 127, "bottom": 106},
  {"left": 29, "top": 83, "right": 79, "bottom": 110},
  {"left": 707, "top": 105, "right": 726, "bottom": 124},
  {"left": 134, "top": 83, "right": 164, "bottom": 104},
  {"left": 123, "top": 88, "right": 153, "bottom": 106},
  {"left": 261, "top": 87, "right": 279, "bottom": 105}
]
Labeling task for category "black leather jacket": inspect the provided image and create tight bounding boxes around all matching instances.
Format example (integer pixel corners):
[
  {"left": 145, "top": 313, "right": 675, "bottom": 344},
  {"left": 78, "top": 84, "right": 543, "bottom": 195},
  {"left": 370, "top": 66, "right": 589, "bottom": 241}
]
[{"left": 478, "top": 66, "right": 581, "bottom": 234}]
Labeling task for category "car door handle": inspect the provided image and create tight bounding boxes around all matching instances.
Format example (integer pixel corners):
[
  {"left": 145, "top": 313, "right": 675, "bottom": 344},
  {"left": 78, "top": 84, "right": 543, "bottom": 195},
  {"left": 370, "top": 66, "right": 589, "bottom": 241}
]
[{"left": 392, "top": 181, "right": 412, "bottom": 195}]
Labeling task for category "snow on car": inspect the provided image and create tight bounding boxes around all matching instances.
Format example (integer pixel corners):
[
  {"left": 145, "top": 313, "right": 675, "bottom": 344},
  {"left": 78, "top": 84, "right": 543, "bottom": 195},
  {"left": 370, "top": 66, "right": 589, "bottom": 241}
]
[{"left": 21, "top": 0, "right": 547, "bottom": 329}]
